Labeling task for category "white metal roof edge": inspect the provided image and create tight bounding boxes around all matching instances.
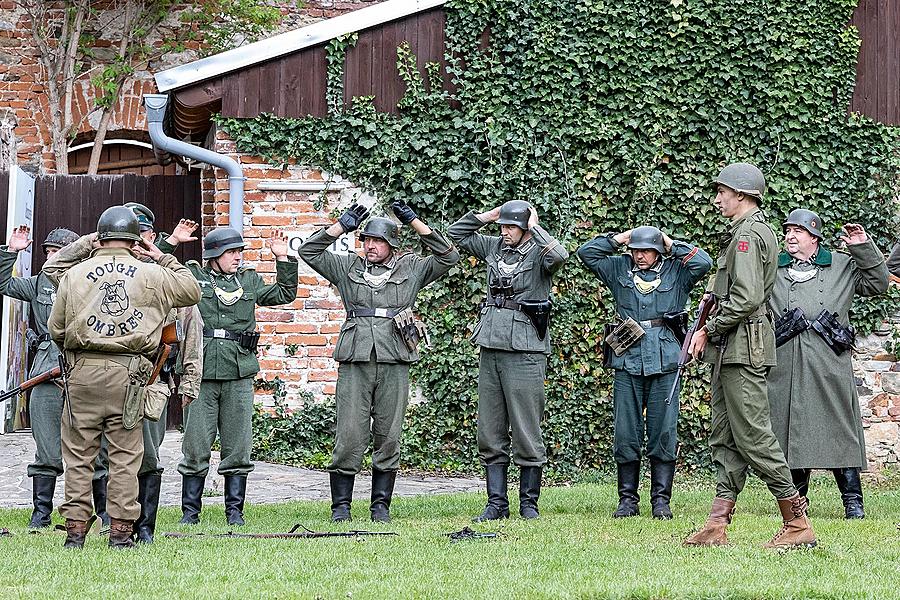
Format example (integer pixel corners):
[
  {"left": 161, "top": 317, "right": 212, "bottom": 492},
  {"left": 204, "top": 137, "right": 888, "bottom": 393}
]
[{"left": 155, "top": 0, "right": 449, "bottom": 92}]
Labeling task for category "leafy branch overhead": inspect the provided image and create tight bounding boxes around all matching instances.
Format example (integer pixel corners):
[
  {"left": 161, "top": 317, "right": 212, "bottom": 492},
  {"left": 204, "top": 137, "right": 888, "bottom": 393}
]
[{"left": 223, "top": 0, "right": 900, "bottom": 477}]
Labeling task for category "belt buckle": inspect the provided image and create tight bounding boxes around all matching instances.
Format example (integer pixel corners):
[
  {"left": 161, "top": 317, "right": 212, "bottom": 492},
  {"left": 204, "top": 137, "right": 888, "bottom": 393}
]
[
  {"left": 213, "top": 328, "right": 227, "bottom": 339},
  {"left": 640, "top": 320, "right": 652, "bottom": 329},
  {"left": 492, "top": 297, "right": 503, "bottom": 308},
  {"left": 374, "top": 308, "right": 388, "bottom": 318}
]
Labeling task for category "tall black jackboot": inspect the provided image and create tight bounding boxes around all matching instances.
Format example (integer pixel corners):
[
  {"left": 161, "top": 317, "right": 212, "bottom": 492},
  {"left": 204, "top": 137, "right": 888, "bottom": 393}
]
[
  {"left": 473, "top": 464, "right": 510, "bottom": 522},
  {"left": 519, "top": 466, "right": 542, "bottom": 519},
  {"left": 613, "top": 461, "right": 640, "bottom": 518},
  {"left": 180, "top": 475, "right": 205, "bottom": 525},
  {"left": 134, "top": 472, "right": 162, "bottom": 543},
  {"left": 832, "top": 467, "right": 865, "bottom": 519},
  {"left": 92, "top": 475, "right": 110, "bottom": 526},
  {"left": 370, "top": 469, "right": 397, "bottom": 523},
  {"left": 224, "top": 475, "right": 248, "bottom": 526},
  {"left": 649, "top": 459, "right": 676, "bottom": 520},
  {"left": 28, "top": 475, "right": 56, "bottom": 529},
  {"left": 790, "top": 468, "right": 811, "bottom": 500},
  {"left": 330, "top": 472, "right": 355, "bottom": 522}
]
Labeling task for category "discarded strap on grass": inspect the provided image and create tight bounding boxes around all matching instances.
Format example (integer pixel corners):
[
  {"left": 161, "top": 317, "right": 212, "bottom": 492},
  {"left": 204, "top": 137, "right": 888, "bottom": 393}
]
[
  {"left": 163, "top": 523, "right": 398, "bottom": 540},
  {"left": 445, "top": 526, "right": 500, "bottom": 542},
  {"left": 0, "top": 527, "right": 12, "bottom": 537}
]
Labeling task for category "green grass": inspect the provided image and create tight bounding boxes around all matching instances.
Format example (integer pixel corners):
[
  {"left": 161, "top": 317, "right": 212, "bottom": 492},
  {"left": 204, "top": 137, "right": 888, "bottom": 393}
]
[{"left": 1, "top": 476, "right": 898, "bottom": 599}]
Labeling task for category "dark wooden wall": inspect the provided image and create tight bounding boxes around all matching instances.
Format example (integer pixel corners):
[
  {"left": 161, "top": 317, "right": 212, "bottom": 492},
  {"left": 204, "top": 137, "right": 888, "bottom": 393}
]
[
  {"left": 68, "top": 145, "right": 179, "bottom": 176},
  {"left": 851, "top": 0, "right": 900, "bottom": 124}
]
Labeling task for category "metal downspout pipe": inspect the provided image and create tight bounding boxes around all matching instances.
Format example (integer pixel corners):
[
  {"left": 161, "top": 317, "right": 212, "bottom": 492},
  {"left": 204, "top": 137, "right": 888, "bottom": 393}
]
[{"left": 142, "top": 93, "right": 245, "bottom": 233}]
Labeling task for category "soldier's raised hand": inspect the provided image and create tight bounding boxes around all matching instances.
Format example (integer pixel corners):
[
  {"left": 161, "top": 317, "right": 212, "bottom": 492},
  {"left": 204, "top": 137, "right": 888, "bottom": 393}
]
[
  {"left": 840, "top": 223, "right": 868, "bottom": 246},
  {"left": 170, "top": 219, "right": 199, "bottom": 244},
  {"left": 8, "top": 225, "right": 32, "bottom": 252},
  {"left": 133, "top": 237, "right": 163, "bottom": 262},
  {"left": 476, "top": 206, "right": 501, "bottom": 223},
  {"left": 266, "top": 231, "right": 289, "bottom": 258},
  {"left": 391, "top": 201, "right": 418, "bottom": 225},
  {"left": 337, "top": 203, "right": 370, "bottom": 233},
  {"left": 613, "top": 229, "right": 633, "bottom": 245},
  {"left": 528, "top": 207, "right": 539, "bottom": 229}
]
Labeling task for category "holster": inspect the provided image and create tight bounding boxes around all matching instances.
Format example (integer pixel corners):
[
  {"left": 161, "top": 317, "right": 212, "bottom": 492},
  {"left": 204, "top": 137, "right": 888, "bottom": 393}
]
[
  {"left": 518, "top": 299, "right": 552, "bottom": 341},
  {"left": 604, "top": 317, "right": 645, "bottom": 356},
  {"left": 123, "top": 355, "right": 152, "bottom": 430},
  {"left": 810, "top": 309, "right": 855, "bottom": 355},
  {"left": 774, "top": 307, "right": 810, "bottom": 347},
  {"left": 392, "top": 308, "right": 429, "bottom": 352},
  {"left": 662, "top": 311, "right": 689, "bottom": 345}
]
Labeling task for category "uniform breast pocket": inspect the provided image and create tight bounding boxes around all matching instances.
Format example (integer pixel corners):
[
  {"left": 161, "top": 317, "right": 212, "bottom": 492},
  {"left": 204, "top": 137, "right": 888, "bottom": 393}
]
[
  {"left": 381, "top": 275, "right": 410, "bottom": 307},
  {"left": 235, "top": 292, "right": 257, "bottom": 324},
  {"left": 615, "top": 275, "right": 638, "bottom": 311}
]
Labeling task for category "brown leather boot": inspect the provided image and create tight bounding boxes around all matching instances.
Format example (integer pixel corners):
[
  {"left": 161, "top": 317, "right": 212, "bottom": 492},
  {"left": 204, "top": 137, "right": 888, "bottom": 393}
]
[
  {"left": 683, "top": 498, "right": 735, "bottom": 547},
  {"left": 63, "top": 519, "right": 89, "bottom": 549},
  {"left": 108, "top": 518, "right": 136, "bottom": 549},
  {"left": 764, "top": 494, "right": 817, "bottom": 549}
]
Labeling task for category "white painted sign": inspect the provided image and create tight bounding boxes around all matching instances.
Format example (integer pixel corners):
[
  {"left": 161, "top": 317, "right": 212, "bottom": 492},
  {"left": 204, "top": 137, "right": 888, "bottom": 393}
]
[{"left": 287, "top": 230, "right": 356, "bottom": 258}]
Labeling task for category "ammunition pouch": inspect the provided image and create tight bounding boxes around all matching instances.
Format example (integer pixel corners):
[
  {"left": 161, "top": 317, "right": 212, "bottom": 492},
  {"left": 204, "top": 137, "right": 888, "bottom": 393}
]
[
  {"left": 604, "top": 317, "right": 646, "bottom": 356},
  {"left": 774, "top": 307, "right": 810, "bottom": 347},
  {"left": 810, "top": 309, "right": 855, "bottom": 355},
  {"left": 392, "top": 307, "right": 429, "bottom": 352},
  {"left": 123, "top": 355, "right": 152, "bottom": 430},
  {"left": 143, "top": 383, "right": 169, "bottom": 422},
  {"left": 662, "top": 311, "right": 689, "bottom": 345},
  {"left": 203, "top": 328, "right": 260, "bottom": 352}
]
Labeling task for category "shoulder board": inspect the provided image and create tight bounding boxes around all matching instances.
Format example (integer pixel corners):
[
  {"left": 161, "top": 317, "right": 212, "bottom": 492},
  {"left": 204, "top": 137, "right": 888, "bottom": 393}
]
[
  {"left": 238, "top": 265, "right": 256, "bottom": 273},
  {"left": 185, "top": 260, "right": 202, "bottom": 268}
]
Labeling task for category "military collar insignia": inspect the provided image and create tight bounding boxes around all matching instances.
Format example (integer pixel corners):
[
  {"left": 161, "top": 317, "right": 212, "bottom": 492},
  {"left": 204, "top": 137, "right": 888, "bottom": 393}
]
[
  {"left": 778, "top": 247, "right": 832, "bottom": 268},
  {"left": 501, "top": 239, "right": 535, "bottom": 255}
]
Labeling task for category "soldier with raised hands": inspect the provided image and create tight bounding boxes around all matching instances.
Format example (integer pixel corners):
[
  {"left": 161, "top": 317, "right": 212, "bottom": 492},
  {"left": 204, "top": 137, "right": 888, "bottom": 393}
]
[
  {"left": 448, "top": 200, "right": 568, "bottom": 521},
  {"left": 298, "top": 201, "right": 459, "bottom": 522}
]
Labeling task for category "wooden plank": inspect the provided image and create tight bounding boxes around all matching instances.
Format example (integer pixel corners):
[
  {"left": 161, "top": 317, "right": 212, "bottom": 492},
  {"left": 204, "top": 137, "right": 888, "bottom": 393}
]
[
  {"left": 258, "top": 60, "right": 281, "bottom": 115},
  {"left": 279, "top": 53, "right": 305, "bottom": 118},
  {"left": 415, "top": 9, "right": 443, "bottom": 92},
  {"left": 344, "top": 27, "right": 376, "bottom": 105},
  {"left": 221, "top": 72, "right": 240, "bottom": 117},
  {"left": 887, "top": 0, "right": 900, "bottom": 124},
  {"left": 304, "top": 46, "right": 328, "bottom": 117},
  {"left": 376, "top": 21, "right": 397, "bottom": 113}
]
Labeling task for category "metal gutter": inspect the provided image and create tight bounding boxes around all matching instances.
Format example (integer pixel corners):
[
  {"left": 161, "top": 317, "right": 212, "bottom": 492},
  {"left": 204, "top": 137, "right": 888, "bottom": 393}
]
[
  {"left": 143, "top": 93, "right": 246, "bottom": 232},
  {"left": 154, "top": 0, "right": 448, "bottom": 92}
]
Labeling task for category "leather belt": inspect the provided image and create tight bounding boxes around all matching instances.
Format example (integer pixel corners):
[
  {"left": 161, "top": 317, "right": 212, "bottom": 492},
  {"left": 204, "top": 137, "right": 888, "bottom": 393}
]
[
  {"left": 639, "top": 319, "right": 666, "bottom": 329},
  {"left": 346, "top": 308, "right": 400, "bottom": 319},
  {"left": 203, "top": 328, "right": 243, "bottom": 341},
  {"left": 481, "top": 297, "right": 523, "bottom": 311}
]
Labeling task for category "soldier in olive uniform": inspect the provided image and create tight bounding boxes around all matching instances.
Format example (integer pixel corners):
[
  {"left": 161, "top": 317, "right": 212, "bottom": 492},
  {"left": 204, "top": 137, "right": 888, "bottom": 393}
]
[
  {"left": 46, "top": 206, "right": 201, "bottom": 549},
  {"left": 448, "top": 200, "right": 568, "bottom": 521},
  {"left": 684, "top": 163, "right": 816, "bottom": 549},
  {"left": 51, "top": 205, "right": 205, "bottom": 543},
  {"left": 298, "top": 201, "right": 459, "bottom": 522},
  {"left": 0, "top": 226, "right": 79, "bottom": 528},
  {"left": 177, "top": 227, "right": 298, "bottom": 526},
  {"left": 578, "top": 226, "right": 711, "bottom": 519},
  {"left": 768, "top": 210, "right": 888, "bottom": 519},
  {"left": 888, "top": 241, "right": 900, "bottom": 278}
]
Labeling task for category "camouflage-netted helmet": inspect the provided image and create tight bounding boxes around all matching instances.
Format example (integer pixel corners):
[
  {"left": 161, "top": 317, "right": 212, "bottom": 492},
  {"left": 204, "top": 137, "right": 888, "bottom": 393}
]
[
  {"left": 783, "top": 209, "right": 823, "bottom": 239},
  {"left": 627, "top": 226, "right": 666, "bottom": 254},
  {"left": 496, "top": 200, "right": 532, "bottom": 230},
  {"left": 202, "top": 227, "right": 245, "bottom": 260},
  {"left": 714, "top": 162, "right": 766, "bottom": 202},
  {"left": 358, "top": 217, "right": 400, "bottom": 249},
  {"left": 42, "top": 228, "right": 79, "bottom": 251},
  {"left": 125, "top": 202, "right": 155, "bottom": 231},
  {"left": 97, "top": 206, "right": 141, "bottom": 243}
]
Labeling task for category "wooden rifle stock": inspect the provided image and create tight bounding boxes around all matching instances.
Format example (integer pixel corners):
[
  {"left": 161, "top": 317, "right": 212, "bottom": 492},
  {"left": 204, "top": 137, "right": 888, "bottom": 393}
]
[
  {"left": 665, "top": 293, "right": 717, "bottom": 405},
  {"left": 147, "top": 321, "right": 183, "bottom": 386},
  {"left": 0, "top": 366, "right": 62, "bottom": 402}
]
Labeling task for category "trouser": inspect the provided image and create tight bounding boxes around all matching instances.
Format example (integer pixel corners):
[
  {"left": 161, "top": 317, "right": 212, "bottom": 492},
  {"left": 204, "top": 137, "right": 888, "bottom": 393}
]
[
  {"left": 59, "top": 356, "right": 143, "bottom": 522},
  {"left": 477, "top": 349, "right": 547, "bottom": 467},
  {"left": 328, "top": 355, "right": 410, "bottom": 475},
  {"left": 96, "top": 404, "right": 167, "bottom": 477},
  {"left": 612, "top": 370, "right": 679, "bottom": 463},
  {"left": 178, "top": 377, "right": 254, "bottom": 477},
  {"left": 710, "top": 363, "right": 796, "bottom": 501},
  {"left": 27, "top": 382, "right": 64, "bottom": 477}
]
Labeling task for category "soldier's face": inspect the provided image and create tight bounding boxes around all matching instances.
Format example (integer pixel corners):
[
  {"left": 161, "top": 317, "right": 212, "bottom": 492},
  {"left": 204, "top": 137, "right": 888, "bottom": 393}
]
[
  {"left": 500, "top": 224, "right": 525, "bottom": 247},
  {"left": 784, "top": 225, "right": 818, "bottom": 259},
  {"left": 631, "top": 248, "right": 659, "bottom": 270},
  {"left": 45, "top": 247, "right": 58, "bottom": 258},
  {"left": 714, "top": 185, "right": 743, "bottom": 218},
  {"left": 363, "top": 236, "right": 392, "bottom": 264},
  {"left": 140, "top": 229, "right": 155, "bottom": 245},
  {"left": 214, "top": 248, "right": 242, "bottom": 273}
]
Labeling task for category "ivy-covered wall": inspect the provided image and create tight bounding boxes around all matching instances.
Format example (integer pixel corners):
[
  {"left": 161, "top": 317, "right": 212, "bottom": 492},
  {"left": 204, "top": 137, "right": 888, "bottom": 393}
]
[{"left": 224, "top": 0, "right": 900, "bottom": 477}]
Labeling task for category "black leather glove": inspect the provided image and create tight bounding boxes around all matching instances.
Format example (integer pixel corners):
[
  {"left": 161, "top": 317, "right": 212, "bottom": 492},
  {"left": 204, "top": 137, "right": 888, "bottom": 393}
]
[
  {"left": 337, "top": 203, "right": 370, "bottom": 233},
  {"left": 390, "top": 201, "right": 418, "bottom": 225}
]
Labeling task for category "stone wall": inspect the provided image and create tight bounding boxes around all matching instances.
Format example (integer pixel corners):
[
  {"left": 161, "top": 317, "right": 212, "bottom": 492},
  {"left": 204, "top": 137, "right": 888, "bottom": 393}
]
[{"left": 855, "top": 316, "right": 900, "bottom": 469}]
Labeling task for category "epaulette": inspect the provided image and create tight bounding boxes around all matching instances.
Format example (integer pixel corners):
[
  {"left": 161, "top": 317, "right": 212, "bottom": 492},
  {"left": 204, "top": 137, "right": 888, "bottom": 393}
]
[{"left": 185, "top": 259, "right": 202, "bottom": 268}]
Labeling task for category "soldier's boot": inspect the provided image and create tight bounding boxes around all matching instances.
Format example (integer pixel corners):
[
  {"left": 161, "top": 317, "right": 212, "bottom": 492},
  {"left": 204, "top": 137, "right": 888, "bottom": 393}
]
[
  {"left": 330, "top": 472, "right": 355, "bottom": 522},
  {"left": 832, "top": 468, "right": 865, "bottom": 519},
  {"left": 519, "top": 466, "right": 542, "bottom": 520},
  {"left": 224, "top": 475, "right": 248, "bottom": 526},
  {"left": 682, "top": 498, "right": 735, "bottom": 546},
  {"left": 108, "top": 518, "right": 136, "bottom": 549},
  {"left": 649, "top": 459, "right": 675, "bottom": 520},
  {"left": 370, "top": 469, "right": 397, "bottom": 523},
  {"left": 790, "top": 468, "right": 811, "bottom": 501},
  {"left": 613, "top": 461, "right": 640, "bottom": 518},
  {"left": 763, "top": 494, "right": 817, "bottom": 549},
  {"left": 63, "top": 519, "right": 90, "bottom": 549},
  {"left": 134, "top": 472, "right": 162, "bottom": 543},
  {"left": 472, "top": 464, "right": 510, "bottom": 522},
  {"left": 92, "top": 476, "right": 110, "bottom": 526},
  {"left": 180, "top": 475, "right": 205, "bottom": 525},
  {"left": 28, "top": 475, "right": 56, "bottom": 529}
]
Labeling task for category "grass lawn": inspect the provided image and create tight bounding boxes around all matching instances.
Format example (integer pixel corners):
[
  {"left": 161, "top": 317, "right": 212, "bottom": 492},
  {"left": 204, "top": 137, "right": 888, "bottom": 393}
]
[{"left": 1, "top": 476, "right": 898, "bottom": 599}]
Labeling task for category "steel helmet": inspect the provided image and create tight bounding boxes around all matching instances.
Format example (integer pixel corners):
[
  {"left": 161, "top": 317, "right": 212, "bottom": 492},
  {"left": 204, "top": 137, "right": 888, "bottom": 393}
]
[
  {"left": 496, "top": 200, "right": 532, "bottom": 230},
  {"left": 783, "top": 209, "right": 823, "bottom": 239},
  {"left": 42, "top": 228, "right": 79, "bottom": 251},
  {"left": 714, "top": 162, "right": 766, "bottom": 202},
  {"left": 627, "top": 226, "right": 666, "bottom": 254},
  {"left": 97, "top": 206, "right": 141, "bottom": 243},
  {"left": 203, "top": 227, "right": 245, "bottom": 260},
  {"left": 358, "top": 217, "right": 400, "bottom": 249}
]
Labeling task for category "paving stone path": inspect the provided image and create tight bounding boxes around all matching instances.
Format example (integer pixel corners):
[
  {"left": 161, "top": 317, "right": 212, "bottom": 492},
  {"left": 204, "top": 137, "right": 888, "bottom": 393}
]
[{"left": 0, "top": 430, "right": 483, "bottom": 509}]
